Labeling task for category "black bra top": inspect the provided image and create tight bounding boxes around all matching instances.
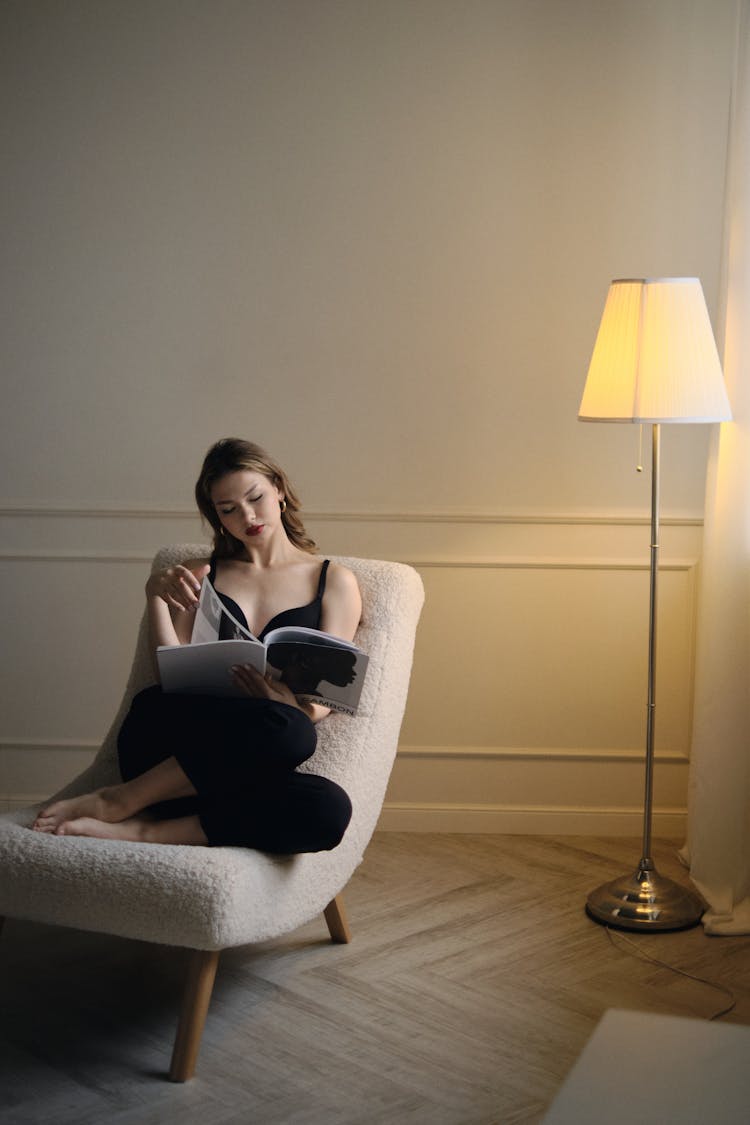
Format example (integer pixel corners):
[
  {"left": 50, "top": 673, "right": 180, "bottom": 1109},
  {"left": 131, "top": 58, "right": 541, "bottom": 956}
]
[{"left": 208, "top": 556, "right": 330, "bottom": 640}]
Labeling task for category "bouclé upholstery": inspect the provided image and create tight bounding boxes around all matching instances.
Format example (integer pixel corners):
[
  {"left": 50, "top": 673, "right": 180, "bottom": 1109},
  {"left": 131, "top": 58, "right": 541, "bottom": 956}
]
[{"left": 0, "top": 549, "right": 424, "bottom": 952}]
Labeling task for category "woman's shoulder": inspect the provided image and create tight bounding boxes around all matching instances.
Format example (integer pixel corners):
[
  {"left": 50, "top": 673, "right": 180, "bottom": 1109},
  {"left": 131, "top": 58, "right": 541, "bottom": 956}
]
[
  {"left": 323, "top": 561, "right": 362, "bottom": 608},
  {"left": 324, "top": 559, "right": 360, "bottom": 588}
]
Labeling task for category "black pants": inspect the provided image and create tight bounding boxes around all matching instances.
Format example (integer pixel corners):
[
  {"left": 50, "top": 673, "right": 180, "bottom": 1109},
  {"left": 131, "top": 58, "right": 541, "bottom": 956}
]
[{"left": 116, "top": 686, "right": 352, "bottom": 853}]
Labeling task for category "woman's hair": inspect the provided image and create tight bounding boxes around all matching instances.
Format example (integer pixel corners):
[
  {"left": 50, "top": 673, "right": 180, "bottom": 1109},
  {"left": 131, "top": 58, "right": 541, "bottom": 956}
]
[{"left": 195, "top": 438, "right": 317, "bottom": 558}]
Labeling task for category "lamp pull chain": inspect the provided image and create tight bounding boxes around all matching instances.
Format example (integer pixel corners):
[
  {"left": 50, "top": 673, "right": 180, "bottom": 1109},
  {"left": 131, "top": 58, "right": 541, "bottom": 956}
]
[{"left": 636, "top": 423, "right": 644, "bottom": 472}]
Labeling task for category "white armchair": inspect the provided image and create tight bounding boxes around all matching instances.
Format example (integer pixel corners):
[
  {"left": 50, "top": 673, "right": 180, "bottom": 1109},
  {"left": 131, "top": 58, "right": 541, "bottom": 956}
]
[{"left": 0, "top": 547, "right": 424, "bottom": 1080}]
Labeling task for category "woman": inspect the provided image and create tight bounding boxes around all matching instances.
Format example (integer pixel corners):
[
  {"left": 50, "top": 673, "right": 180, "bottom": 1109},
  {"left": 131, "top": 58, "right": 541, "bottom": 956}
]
[{"left": 31, "top": 438, "right": 361, "bottom": 853}]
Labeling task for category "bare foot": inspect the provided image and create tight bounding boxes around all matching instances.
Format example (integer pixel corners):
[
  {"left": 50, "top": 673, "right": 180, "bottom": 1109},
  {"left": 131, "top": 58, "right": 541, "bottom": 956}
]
[
  {"left": 31, "top": 786, "right": 131, "bottom": 833},
  {"left": 55, "top": 816, "right": 152, "bottom": 842},
  {"left": 55, "top": 814, "right": 208, "bottom": 846}
]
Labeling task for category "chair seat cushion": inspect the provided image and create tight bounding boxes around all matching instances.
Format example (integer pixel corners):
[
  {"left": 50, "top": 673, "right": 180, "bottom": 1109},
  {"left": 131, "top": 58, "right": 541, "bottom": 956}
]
[{"left": 0, "top": 806, "right": 356, "bottom": 949}]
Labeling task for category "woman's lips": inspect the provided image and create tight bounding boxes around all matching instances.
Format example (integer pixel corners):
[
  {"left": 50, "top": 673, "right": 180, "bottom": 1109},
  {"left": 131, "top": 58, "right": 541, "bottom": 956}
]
[{"left": 246, "top": 524, "right": 264, "bottom": 537}]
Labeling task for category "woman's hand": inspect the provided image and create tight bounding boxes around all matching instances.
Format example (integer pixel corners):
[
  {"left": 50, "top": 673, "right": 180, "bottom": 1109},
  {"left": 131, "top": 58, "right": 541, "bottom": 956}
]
[
  {"left": 146, "top": 564, "right": 209, "bottom": 612},
  {"left": 230, "top": 664, "right": 302, "bottom": 709}
]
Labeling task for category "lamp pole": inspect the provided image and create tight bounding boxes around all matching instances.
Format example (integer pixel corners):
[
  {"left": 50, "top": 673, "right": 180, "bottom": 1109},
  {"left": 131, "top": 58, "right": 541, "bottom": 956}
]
[
  {"left": 642, "top": 421, "right": 659, "bottom": 866},
  {"left": 586, "top": 422, "right": 704, "bottom": 930}
]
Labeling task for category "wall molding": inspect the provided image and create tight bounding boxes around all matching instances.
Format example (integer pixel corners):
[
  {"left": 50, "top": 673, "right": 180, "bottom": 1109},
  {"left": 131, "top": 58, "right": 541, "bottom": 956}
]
[
  {"left": 402, "top": 558, "right": 696, "bottom": 571},
  {"left": 0, "top": 503, "right": 704, "bottom": 527},
  {"left": 1, "top": 738, "right": 688, "bottom": 762},
  {"left": 0, "top": 738, "right": 100, "bottom": 752},
  {"left": 0, "top": 549, "right": 699, "bottom": 572},
  {"left": 0, "top": 798, "right": 690, "bottom": 835},
  {"left": 0, "top": 798, "right": 41, "bottom": 812},
  {"left": 377, "top": 801, "right": 687, "bottom": 836},
  {"left": 0, "top": 551, "right": 157, "bottom": 563},
  {"left": 398, "top": 744, "right": 689, "bottom": 763},
  {"left": 0, "top": 741, "right": 99, "bottom": 811},
  {"left": 0, "top": 505, "right": 196, "bottom": 520}
]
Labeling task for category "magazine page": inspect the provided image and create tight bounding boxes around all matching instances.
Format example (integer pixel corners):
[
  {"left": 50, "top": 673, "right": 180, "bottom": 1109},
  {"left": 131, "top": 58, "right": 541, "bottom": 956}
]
[
  {"left": 158, "top": 639, "right": 266, "bottom": 697},
  {"left": 190, "top": 576, "right": 222, "bottom": 644},
  {"left": 263, "top": 625, "right": 363, "bottom": 652},
  {"left": 191, "top": 576, "right": 256, "bottom": 644},
  {"left": 265, "top": 634, "right": 368, "bottom": 716}
]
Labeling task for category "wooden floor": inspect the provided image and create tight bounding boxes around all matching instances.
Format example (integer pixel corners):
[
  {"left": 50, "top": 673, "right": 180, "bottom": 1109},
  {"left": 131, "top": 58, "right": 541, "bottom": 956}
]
[{"left": 1, "top": 833, "right": 749, "bottom": 1124}]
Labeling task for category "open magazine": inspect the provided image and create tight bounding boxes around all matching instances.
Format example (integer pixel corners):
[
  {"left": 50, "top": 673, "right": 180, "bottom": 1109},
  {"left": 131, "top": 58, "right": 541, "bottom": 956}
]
[{"left": 156, "top": 576, "right": 368, "bottom": 716}]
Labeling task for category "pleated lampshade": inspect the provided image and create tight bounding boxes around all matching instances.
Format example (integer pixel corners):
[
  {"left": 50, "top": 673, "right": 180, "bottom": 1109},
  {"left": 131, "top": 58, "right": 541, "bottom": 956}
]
[{"left": 579, "top": 278, "right": 732, "bottom": 423}]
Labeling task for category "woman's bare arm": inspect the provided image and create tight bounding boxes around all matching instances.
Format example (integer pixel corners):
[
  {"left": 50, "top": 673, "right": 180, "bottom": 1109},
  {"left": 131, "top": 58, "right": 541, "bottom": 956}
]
[
  {"left": 318, "top": 562, "right": 363, "bottom": 644},
  {"left": 302, "top": 562, "right": 362, "bottom": 722},
  {"left": 146, "top": 560, "right": 210, "bottom": 677}
]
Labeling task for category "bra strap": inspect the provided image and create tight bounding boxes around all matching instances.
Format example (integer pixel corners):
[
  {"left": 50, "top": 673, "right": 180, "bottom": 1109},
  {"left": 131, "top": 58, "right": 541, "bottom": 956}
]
[{"left": 316, "top": 558, "right": 330, "bottom": 598}]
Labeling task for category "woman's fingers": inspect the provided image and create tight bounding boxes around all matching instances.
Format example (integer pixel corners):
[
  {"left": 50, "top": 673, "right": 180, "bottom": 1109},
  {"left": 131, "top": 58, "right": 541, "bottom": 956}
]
[
  {"left": 231, "top": 665, "right": 300, "bottom": 709},
  {"left": 230, "top": 663, "right": 265, "bottom": 694},
  {"left": 175, "top": 565, "right": 203, "bottom": 597},
  {"left": 150, "top": 565, "right": 204, "bottom": 610},
  {"left": 174, "top": 572, "right": 200, "bottom": 609}
]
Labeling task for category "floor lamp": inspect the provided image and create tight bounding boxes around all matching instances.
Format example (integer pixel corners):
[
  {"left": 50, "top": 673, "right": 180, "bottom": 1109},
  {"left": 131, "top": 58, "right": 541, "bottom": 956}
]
[{"left": 579, "top": 278, "right": 732, "bottom": 931}]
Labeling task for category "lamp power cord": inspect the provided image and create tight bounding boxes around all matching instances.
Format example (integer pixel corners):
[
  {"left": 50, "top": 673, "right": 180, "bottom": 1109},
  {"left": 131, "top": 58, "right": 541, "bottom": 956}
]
[{"left": 605, "top": 926, "right": 737, "bottom": 1021}]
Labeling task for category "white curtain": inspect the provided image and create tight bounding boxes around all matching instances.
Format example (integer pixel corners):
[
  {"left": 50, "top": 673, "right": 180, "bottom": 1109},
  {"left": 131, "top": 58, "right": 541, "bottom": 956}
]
[{"left": 685, "top": 0, "right": 750, "bottom": 935}]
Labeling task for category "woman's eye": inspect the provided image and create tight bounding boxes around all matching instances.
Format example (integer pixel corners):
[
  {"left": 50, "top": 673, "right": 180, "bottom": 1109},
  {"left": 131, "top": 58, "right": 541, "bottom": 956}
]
[{"left": 219, "top": 508, "right": 234, "bottom": 516}]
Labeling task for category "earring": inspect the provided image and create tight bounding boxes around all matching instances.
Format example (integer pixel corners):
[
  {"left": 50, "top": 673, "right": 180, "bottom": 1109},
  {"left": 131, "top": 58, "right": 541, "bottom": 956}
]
[
  {"left": 218, "top": 526, "right": 226, "bottom": 536},
  {"left": 279, "top": 499, "right": 287, "bottom": 513}
]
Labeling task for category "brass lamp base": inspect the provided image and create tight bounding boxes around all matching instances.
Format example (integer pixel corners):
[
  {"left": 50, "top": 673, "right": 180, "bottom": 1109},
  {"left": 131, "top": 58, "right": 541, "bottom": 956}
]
[{"left": 586, "top": 858, "right": 705, "bottom": 932}]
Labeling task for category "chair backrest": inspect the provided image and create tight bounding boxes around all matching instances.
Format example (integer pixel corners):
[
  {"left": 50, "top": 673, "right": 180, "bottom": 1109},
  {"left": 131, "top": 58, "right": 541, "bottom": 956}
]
[{"left": 73, "top": 546, "right": 424, "bottom": 853}]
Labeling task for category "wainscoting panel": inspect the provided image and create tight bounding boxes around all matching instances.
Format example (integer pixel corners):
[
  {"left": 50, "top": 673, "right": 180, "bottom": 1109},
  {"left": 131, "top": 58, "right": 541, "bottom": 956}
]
[{"left": 0, "top": 507, "right": 702, "bottom": 832}]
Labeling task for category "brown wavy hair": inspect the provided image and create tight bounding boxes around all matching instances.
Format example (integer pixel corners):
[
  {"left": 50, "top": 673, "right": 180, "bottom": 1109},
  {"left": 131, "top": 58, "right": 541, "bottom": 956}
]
[{"left": 195, "top": 438, "right": 317, "bottom": 558}]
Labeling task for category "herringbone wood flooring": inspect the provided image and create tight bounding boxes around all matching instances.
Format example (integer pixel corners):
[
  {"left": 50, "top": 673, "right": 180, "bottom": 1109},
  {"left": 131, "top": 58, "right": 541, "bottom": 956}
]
[{"left": 1, "top": 834, "right": 748, "bottom": 1124}]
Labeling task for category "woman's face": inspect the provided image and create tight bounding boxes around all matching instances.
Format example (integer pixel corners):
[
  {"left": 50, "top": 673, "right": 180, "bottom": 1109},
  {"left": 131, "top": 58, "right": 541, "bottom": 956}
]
[{"left": 210, "top": 469, "right": 284, "bottom": 547}]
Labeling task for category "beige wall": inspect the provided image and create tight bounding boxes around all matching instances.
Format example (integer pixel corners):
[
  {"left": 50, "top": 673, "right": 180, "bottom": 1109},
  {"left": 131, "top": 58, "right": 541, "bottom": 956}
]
[{"left": 0, "top": 0, "right": 738, "bottom": 831}]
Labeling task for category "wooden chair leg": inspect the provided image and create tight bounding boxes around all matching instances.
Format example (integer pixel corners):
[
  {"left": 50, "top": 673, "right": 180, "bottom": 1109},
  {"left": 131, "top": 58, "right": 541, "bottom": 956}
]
[
  {"left": 323, "top": 894, "right": 352, "bottom": 944},
  {"left": 169, "top": 902, "right": 347, "bottom": 1081},
  {"left": 169, "top": 947, "right": 220, "bottom": 1082}
]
